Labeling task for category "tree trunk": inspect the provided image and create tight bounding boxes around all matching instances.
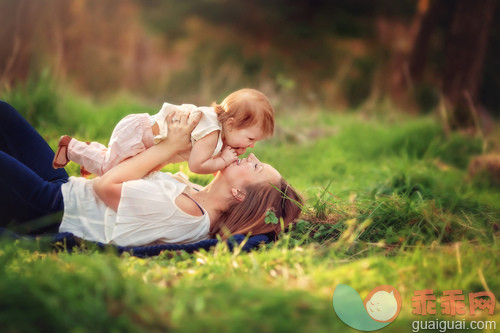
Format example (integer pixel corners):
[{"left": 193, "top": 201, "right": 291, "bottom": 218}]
[
  {"left": 442, "top": 0, "right": 496, "bottom": 129},
  {"left": 409, "top": 0, "right": 450, "bottom": 81}
]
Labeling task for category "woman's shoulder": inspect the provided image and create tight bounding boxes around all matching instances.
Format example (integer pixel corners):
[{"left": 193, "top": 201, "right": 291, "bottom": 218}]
[{"left": 174, "top": 193, "right": 204, "bottom": 217}]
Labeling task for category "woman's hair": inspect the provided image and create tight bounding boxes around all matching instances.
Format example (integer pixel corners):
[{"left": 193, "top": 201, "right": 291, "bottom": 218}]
[
  {"left": 210, "top": 178, "right": 303, "bottom": 239},
  {"left": 212, "top": 88, "right": 274, "bottom": 138}
]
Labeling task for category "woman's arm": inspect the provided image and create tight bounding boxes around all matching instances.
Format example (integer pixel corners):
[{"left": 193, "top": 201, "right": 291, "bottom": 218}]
[{"left": 93, "top": 111, "right": 201, "bottom": 210}]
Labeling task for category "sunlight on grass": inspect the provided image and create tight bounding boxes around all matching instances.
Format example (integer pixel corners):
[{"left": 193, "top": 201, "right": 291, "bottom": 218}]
[
  {"left": 0, "top": 92, "right": 498, "bottom": 331},
  {"left": 1, "top": 236, "right": 498, "bottom": 332}
]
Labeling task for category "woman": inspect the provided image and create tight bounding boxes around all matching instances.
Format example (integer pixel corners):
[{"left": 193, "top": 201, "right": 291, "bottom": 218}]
[{"left": 0, "top": 101, "right": 302, "bottom": 246}]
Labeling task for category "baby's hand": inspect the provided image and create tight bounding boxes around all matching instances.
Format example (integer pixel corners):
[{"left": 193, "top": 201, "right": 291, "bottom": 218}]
[{"left": 220, "top": 146, "right": 238, "bottom": 166}]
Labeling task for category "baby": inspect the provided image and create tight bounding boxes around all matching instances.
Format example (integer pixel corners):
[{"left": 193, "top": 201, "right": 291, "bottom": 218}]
[{"left": 52, "top": 88, "right": 274, "bottom": 176}]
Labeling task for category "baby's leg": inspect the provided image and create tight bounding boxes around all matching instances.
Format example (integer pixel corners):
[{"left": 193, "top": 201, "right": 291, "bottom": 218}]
[
  {"left": 69, "top": 113, "right": 155, "bottom": 176},
  {"left": 100, "top": 114, "right": 155, "bottom": 174},
  {"left": 67, "top": 139, "right": 109, "bottom": 176}
]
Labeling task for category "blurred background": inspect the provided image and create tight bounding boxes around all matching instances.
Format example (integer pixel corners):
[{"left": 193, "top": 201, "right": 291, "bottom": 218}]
[
  {"left": 0, "top": 0, "right": 498, "bottom": 129},
  {"left": 1, "top": 3, "right": 499, "bottom": 331}
]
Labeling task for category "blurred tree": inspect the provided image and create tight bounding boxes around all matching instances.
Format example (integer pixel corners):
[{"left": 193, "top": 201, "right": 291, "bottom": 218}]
[
  {"left": 408, "top": 0, "right": 449, "bottom": 82},
  {"left": 409, "top": 0, "right": 497, "bottom": 126},
  {"left": 0, "top": 0, "right": 171, "bottom": 97},
  {"left": 0, "top": 0, "right": 43, "bottom": 86},
  {"left": 480, "top": 5, "right": 500, "bottom": 114},
  {"left": 441, "top": 0, "right": 496, "bottom": 129},
  {"left": 2, "top": 0, "right": 498, "bottom": 115}
]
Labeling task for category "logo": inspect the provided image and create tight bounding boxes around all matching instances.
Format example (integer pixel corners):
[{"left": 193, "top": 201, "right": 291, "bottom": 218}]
[{"left": 333, "top": 284, "right": 402, "bottom": 331}]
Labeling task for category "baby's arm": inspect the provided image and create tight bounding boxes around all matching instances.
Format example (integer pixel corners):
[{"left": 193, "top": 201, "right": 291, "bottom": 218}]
[{"left": 188, "top": 131, "right": 237, "bottom": 174}]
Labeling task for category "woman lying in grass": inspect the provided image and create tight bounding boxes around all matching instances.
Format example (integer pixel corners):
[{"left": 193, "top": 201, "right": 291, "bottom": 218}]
[{"left": 0, "top": 101, "right": 302, "bottom": 246}]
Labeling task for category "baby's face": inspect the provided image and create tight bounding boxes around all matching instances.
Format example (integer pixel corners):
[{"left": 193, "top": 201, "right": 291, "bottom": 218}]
[
  {"left": 224, "top": 123, "right": 265, "bottom": 155},
  {"left": 365, "top": 291, "right": 398, "bottom": 322}
]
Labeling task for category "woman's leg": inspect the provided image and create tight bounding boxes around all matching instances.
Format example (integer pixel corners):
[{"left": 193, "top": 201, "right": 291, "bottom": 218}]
[
  {"left": 0, "top": 100, "right": 68, "bottom": 182},
  {"left": 0, "top": 151, "right": 64, "bottom": 233}
]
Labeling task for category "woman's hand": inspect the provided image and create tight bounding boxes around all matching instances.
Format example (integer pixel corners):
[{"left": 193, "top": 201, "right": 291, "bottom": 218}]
[
  {"left": 159, "top": 110, "right": 202, "bottom": 153},
  {"left": 93, "top": 110, "right": 201, "bottom": 211}
]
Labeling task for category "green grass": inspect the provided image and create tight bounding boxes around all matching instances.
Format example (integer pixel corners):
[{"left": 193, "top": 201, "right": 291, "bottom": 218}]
[
  {"left": 0, "top": 90, "right": 499, "bottom": 332},
  {"left": 1, "top": 238, "right": 498, "bottom": 332}
]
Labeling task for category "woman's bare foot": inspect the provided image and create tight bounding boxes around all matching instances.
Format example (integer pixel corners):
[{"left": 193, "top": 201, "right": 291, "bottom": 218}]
[{"left": 52, "top": 135, "right": 72, "bottom": 169}]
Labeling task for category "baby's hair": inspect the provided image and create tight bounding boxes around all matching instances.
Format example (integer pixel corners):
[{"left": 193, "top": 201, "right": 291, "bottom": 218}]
[{"left": 212, "top": 88, "right": 274, "bottom": 137}]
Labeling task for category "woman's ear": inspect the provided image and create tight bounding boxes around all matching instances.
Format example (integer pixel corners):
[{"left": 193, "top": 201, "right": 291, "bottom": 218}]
[{"left": 231, "top": 188, "right": 245, "bottom": 202}]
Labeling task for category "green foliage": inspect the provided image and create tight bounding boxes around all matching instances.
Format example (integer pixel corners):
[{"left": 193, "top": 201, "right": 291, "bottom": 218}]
[
  {"left": 1, "top": 69, "right": 60, "bottom": 128},
  {"left": 1, "top": 236, "right": 499, "bottom": 331},
  {"left": 344, "top": 57, "right": 377, "bottom": 108},
  {"left": 250, "top": 111, "right": 498, "bottom": 248},
  {"left": 1, "top": 92, "right": 499, "bottom": 331},
  {"left": 428, "top": 133, "right": 484, "bottom": 169},
  {"left": 264, "top": 210, "right": 279, "bottom": 225},
  {"left": 0, "top": 244, "right": 168, "bottom": 332},
  {"left": 56, "top": 92, "right": 152, "bottom": 139}
]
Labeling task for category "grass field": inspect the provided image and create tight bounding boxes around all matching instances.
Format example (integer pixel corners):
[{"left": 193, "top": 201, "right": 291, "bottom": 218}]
[{"left": 0, "top": 91, "right": 499, "bottom": 332}]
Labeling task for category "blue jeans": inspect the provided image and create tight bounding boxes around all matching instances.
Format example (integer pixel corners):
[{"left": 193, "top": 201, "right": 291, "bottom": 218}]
[{"left": 0, "top": 101, "right": 68, "bottom": 234}]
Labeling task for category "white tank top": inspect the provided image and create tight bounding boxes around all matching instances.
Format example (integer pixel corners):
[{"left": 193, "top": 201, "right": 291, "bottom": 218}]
[
  {"left": 151, "top": 102, "right": 223, "bottom": 157},
  {"left": 59, "top": 172, "right": 210, "bottom": 246}
]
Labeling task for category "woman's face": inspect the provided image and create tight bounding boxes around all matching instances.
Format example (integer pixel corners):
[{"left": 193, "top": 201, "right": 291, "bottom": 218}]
[{"left": 221, "top": 153, "right": 281, "bottom": 187}]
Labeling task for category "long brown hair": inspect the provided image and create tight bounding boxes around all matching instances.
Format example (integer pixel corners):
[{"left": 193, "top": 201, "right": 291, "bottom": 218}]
[
  {"left": 212, "top": 88, "right": 274, "bottom": 138},
  {"left": 210, "top": 178, "right": 303, "bottom": 238}
]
